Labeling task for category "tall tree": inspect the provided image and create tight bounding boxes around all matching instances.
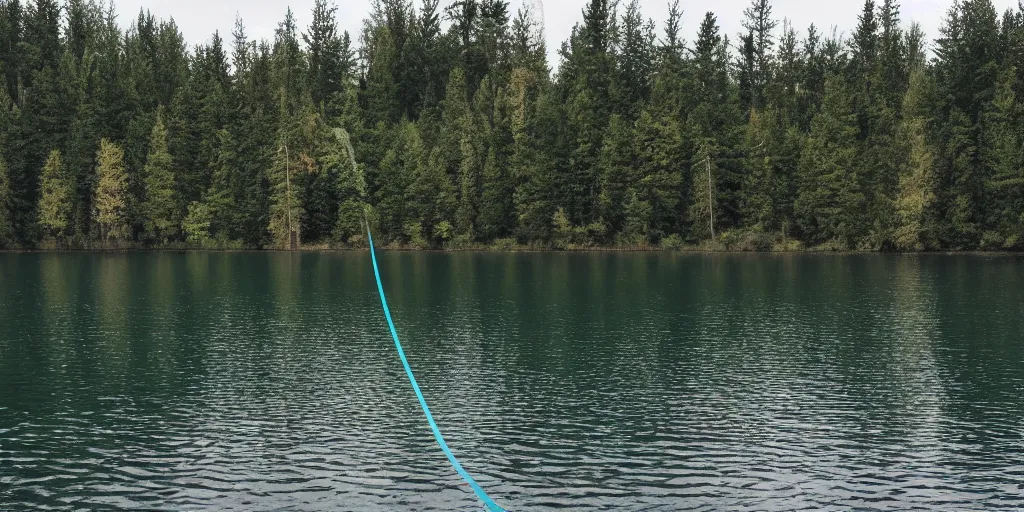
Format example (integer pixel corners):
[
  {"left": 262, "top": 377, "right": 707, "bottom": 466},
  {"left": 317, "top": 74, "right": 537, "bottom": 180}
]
[
  {"left": 304, "top": 0, "right": 348, "bottom": 113},
  {"left": 738, "top": 0, "right": 778, "bottom": 112},
  {"left": 0, "top": 152, "right": 13, "bottom": 247},
  {"left": 142, "top": 111, "right": 177, "bottom": 243},
  {"left": 37, "top": 149, "right": 72, "bottom": 244},
  {"left": 93, "top": 139, "right": 130, "bottom": 245},
  {"left": 893, "top": 67, "right": 939, "bottom": 250},
  {"left": 795, "top": 76, "right": 864, "bottom": 247}
]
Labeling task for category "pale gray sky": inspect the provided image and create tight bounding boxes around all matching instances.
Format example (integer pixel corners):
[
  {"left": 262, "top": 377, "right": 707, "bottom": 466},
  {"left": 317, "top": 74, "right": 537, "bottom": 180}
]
[{"left": 116, "top": 0, "right": 1020, "bottom": 67}]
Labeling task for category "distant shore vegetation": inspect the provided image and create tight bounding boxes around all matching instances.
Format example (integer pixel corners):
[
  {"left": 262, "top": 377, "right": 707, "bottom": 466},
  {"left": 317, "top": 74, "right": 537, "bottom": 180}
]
[{"left": 0, "top": 0, "right": 1022, "bottom": 252}]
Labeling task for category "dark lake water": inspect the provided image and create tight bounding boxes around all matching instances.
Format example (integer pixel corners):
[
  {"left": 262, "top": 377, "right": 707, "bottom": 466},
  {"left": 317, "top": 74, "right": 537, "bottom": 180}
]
[{"left": 1, "top": 252, "right": 1023, "bottom": 511}]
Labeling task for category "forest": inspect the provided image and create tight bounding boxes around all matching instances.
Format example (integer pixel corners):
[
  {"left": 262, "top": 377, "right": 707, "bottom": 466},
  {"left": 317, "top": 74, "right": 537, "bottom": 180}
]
[{"left": 0, "top": 0, "right": 1021, "bottom": 251}]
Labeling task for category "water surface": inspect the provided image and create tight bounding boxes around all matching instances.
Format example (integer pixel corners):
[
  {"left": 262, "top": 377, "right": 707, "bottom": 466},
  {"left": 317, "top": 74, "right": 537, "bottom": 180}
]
[{"left": 1, "top": 252, "right": 1023, "bottom": 510}]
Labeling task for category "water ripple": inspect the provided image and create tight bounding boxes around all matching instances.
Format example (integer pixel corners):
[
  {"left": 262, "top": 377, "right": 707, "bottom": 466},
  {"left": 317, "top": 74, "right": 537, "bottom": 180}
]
[{"left": 1, "top": 252, "right": 1023, "bottom": 510}]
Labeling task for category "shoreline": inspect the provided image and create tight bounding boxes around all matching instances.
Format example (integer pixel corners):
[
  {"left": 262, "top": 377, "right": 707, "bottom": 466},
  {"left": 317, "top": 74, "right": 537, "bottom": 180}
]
[{"left": 1, "top": 247, "right": 1022, "bottom": 257}]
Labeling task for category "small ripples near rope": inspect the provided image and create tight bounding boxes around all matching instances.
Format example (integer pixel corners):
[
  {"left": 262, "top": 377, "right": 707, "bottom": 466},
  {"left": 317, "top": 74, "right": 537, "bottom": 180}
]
[{"left": 366, "top": 225, "right": 506, "bottom": 512}]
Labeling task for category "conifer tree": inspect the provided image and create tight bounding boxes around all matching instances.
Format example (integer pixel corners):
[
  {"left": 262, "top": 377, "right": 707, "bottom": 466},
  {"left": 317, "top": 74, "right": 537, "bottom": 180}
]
[
  {"left": 0, "top": 153, "right": 13, "bottom": 248},
  {"left": 303, "top": 0, "right": 347, "bottom": 112},
  {"left": 37, "top": 149, "right": 72, "bottom": 244},
  {"left": 689, "top": 142, "right": 719, "bottom": 242},
  {"left": 893, "top": 69, "right": 939, "bottom": 250},
  {"left": 93, "top": 139, "right": 130, "bottom": 245},
  {"left": 0, "top": 0, "right": 1017, "bottom": 252},
  {"left": 738, "top": 0, "right": 778, "bottom": 112},
  {"left": 795, "top": 77, "right": 864, "bottom": 247},
  {"left": 598, "top": 114, "right": 635, "bottom": 235},
  {"left": 332, "top": 127, "right": 367, "bottom": 246},
  {"left": 981, "top": 67, "right": 1023, "bottom": 248},
  {"left": 477, "top": 86, "right": 515, "bottom": 241},
  {"left": 634, "top": 109, "right": 684, "bottom": 242},
  {"left": 142, "top": 112, "right": 178, "bottom": 244}
]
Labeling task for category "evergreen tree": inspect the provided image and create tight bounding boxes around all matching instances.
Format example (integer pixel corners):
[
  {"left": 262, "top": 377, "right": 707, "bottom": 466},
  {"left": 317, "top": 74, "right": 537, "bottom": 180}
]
[
  {"left": 933, "top": 0, "right": 1000, "bottom": 248},
  {"left": 304, "top": 0, "right": 346, "bottom": 112},
  {"left": 370, "top": 121, "right": 413, "bottom": 243},
  {"left": 37, "top": 149, "right": 72, "bottom": 244},
  {"left": 142, "top": 111, "right": 177, "bottom": 243},
  {"left": 981, "top": 67, "right": 1023, "bottom": 247},
  {"left": 633, "top": 109, "right": 683, "bottom": 242},
  {"left": 738, "top": 0, "right": 778, "bottom": 112},
  {"left": 795, "top": 76, "right": 865, "bottom": 247},
  {"left": 0, "top": 0, "right": 1016, "bottom": 253},
  {"left": 613, "top": 0, "right": 654, "bottom": 118},
  {"left": 598, "top": 113, "right": 635, "bottom": 235},
  {"left": 477, "top": 83, "right": 515, "bottom": 241},
  {"left": 688, "top": 12, "right": 743, "bottom": 229},
  {"left": 894, "top": 68, "right": 939, "bottom": 250},
  {"left": 0, "top": 152, "right": 13, "bottom": 247},
  {"left": 331, "top": 127, "right": 366, "bottom": 246},
  {"left": 93, "top": 139, "right": 130, "bottom": 245},
  {"left": 743, "top": 107, "right": 782, "bottom": 231},
  {"left": 559, "top": 0, "right": 614, "bottom": 225},
  {"left": 688, "top": 141, "right": 719, "bottom": 241}
]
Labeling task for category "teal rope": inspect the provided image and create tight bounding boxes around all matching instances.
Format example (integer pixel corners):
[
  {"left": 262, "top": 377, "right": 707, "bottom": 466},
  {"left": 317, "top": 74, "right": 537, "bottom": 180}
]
[{"left": 366, "top": 225, "right": 506, "bottom": 512}]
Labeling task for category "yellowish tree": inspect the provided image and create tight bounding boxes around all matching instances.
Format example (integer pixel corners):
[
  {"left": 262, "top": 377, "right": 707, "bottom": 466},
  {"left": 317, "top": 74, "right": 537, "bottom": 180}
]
[
  {"left": 0, "top": 154, "right": 14, "bottom": 247},
  {"left": 37, "top": 150, "right": 74, "bottom": 245},
  {"left": 93, "top": 139, "right": 130, "bottom": 245},
  {"left": 893, "top": 69, "right": 938, "bottom": 251}
]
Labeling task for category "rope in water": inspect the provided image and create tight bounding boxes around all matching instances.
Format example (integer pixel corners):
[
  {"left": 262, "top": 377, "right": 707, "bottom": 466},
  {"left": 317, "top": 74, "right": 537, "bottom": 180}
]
[{"left": 366, "top": 224, "right": 506, "bottom": 512}]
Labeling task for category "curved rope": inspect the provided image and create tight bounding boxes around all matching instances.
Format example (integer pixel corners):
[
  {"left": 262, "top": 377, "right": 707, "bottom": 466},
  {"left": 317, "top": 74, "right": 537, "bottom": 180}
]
[{"left": 366, "top": 225, "right": 506, "bottom": 512}]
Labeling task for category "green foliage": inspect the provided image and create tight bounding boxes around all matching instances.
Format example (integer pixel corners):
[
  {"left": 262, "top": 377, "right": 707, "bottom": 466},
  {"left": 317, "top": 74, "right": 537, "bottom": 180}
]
[
  {"left": 659, "top": 234, "right": 685, "bottom": 250},
  {"left": 634, "top": 110, "right": 684, "bottom": 242},
  {"left": 142, "top": 113, "right": 178, "bottom": 244},
  {"left": 37, "top": 150, "right": 73, "bottom": 244},
  {"left": 688, "top": 142, "right": 720, "bottom": 242},
  {"left": 93, "top": 139, "right": 130, "bottom": 246},
  {"left": 0, "top": 153, "right": 16, "bottom": 248},
  {"left": 893, "top": 69, "right": 939, "bottom": 250},
  {"left": 795, "top": 76, "right": 865, "bottom": 248},
  {"left": 183, "top": 201, "right": 213, "bottom": 246},
  {"left": 0, "top": 0, "right": 1019, "bottom": 252}
]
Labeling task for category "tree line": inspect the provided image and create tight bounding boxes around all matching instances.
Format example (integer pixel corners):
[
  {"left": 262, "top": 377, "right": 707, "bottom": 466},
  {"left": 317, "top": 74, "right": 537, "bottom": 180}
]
[{"left": 0, "top": 0, "right": 1021, "bottom": 251}]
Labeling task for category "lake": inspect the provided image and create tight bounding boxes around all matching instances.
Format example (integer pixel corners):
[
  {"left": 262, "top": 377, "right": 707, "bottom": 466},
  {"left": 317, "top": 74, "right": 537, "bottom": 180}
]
[{"left": 1, "top": 252, "right": 1023, "bottom": 511}]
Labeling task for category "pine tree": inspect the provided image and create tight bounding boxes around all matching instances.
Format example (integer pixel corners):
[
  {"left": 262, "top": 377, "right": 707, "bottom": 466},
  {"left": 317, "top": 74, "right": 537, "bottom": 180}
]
[
  {"left": 634, "top": 109, "right": 684, "bottom": 242},
  {"left": 93, "top": 139, "right": 130, "bottom": 246},
  {"left": 0, "top": 153, "right": 13, "bottom": 248},
  {"left": 933, "top": 0, "right": 1000, "bottom": 248},
  {"left": 620, "top": 188, "right": 652, "bottom": 245},
  {"left": 332, "top": 127, "right": 367, "bottom": 246},
  {"left": 688, "top": 12, "right": 743, "bottom": 230},
  {"left": 375, "top": 121, "right": 423, "bottom": 243},
  {"left": 559, "top": 0, "right": 614, "bottom": 226},
  {"left": 142, "top": 112, "right": 178, "bottom": 244},
  {"left": 795, "top": 77, "right": 865, "bottom": 247},
  {"left": 743, "top": 107, "right": 781, "bottom": 231},
  {"left": 477, "top": 85, "right": 515, "bottom": 241},
  {"left": 894, "top": 69, "right": 939, "bottom": 251},
  {"left": 37, "top": 149, "right": 72, "bottom": 244},
  {"left": 688, "top": 142, "right": 719, "bottom": 242},
  {"left": 598, "top": 114, "right": 635, "bottom": 235},
  {"left": 613, "top": 0, "right": 654, "bottom": 118},
  {"left": 738, "top": 0, "right": 778, "bottom": 112},
  {"left": 303, "top": 0, "right": 347, "bottom": 112},
  {"left": 981, "top": 67, "right": 1023, "bottom": 248},
  {"left": 268, "top": 99, "right": 313, "bottom": 250},
  {"left": 0, "top": 0, "right": 1017, "bottom": 253},
  {"left": 203, "top": 129, "right": 237, "bottom": 243}
]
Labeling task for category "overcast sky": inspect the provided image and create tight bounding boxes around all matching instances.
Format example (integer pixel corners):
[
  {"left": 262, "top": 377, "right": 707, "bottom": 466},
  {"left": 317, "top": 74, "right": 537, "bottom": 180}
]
[{"left": 115, "top": 0, "right": 1020, "bottom": 67}]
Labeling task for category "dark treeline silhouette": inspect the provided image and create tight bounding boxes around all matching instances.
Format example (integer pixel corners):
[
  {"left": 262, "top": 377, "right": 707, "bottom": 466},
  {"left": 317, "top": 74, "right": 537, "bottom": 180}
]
[{"left": 0, "top": 0, "right": 1021, "bottom": 251}]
